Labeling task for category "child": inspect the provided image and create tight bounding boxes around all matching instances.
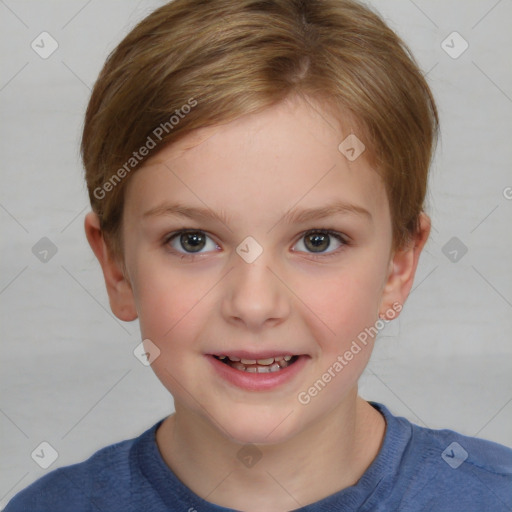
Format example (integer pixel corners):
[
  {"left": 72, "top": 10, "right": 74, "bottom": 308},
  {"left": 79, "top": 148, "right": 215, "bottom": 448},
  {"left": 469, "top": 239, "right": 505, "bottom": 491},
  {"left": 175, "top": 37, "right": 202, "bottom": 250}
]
[{"left": 6, "top": 0, "right": 511, "bottom": 510}]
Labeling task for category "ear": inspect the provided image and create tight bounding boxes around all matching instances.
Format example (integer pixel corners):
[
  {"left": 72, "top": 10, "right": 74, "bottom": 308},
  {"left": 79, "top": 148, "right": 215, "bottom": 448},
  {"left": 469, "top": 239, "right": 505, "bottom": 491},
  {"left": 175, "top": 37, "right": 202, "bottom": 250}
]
[
  {"left": 379, "top": 213, "right": 431, "bottom": 318},
  {"left": 84, "top": 212, "right": 138, "bottom": 322}
]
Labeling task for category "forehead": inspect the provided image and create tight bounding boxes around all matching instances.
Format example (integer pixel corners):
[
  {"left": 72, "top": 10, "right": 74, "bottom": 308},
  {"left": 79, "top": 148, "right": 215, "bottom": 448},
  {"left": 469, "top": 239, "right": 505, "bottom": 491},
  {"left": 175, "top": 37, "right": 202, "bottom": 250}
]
[
  {"left": 124, "top": 95, "right": 389, "bottom": 226},
  {"left": 147, "top": 95, "right": 363, "bottom": 164}
]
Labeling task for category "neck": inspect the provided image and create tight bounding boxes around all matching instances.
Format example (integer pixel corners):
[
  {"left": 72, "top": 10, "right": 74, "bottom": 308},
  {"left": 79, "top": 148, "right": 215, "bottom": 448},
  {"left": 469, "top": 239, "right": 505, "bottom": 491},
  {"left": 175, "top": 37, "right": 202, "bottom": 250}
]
[{"left": 155, "top": 390, "right": 386, "bottom": 512}]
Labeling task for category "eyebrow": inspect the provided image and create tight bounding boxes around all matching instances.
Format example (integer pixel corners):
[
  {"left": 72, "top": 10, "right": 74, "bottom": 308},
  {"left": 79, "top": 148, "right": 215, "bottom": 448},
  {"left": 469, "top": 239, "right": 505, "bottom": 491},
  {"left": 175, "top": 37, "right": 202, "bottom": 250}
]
[
  {"left": 282, "top": 201, "right": 372, "bottom": 224},
  {"left": 143, "top": 200, "right": 372, "bottom": 225}
]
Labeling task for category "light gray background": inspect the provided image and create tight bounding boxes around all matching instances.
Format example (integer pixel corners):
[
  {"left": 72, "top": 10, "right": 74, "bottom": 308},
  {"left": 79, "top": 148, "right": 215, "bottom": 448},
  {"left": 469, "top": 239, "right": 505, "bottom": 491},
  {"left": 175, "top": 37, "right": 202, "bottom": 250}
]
[{"left": 1, "top": 0, "right": 511, "bottom": 508}]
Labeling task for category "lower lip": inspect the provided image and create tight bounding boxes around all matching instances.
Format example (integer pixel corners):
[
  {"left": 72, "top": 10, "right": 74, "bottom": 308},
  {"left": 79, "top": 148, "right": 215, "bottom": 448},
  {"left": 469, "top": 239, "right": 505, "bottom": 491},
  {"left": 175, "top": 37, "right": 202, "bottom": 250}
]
[{"left": 206, "top": 355, "right": 309, "bottom": 391}]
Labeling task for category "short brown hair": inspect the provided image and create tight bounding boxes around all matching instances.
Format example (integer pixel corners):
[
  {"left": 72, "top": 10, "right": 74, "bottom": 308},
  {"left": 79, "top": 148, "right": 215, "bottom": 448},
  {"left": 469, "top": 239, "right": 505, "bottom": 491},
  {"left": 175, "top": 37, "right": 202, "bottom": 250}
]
[{"left": 81, "top": 0, "right": 439, "bottom": 259}]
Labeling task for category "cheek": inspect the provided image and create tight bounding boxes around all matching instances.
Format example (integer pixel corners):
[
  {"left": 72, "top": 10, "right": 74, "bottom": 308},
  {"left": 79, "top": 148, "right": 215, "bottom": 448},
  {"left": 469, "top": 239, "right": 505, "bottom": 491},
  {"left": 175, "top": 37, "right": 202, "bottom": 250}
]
[
  {"left": 132, "top": 263, "right": 213, "bottom": 395},
  {"left": 302, "top": 265, "right": 385, "bottom": 341},
  {"left": 293, "top": 266, "right": 384, "bottom": 410},
  {"left": 130, "top": 253, "right": 206, "bottom": 343}
]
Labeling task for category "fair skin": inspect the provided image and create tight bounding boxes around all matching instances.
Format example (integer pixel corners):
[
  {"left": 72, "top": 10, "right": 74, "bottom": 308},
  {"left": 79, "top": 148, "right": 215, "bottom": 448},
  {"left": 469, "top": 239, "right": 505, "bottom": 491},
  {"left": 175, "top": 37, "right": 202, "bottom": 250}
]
[{"left": 85, "top": 94, "right": 430, "bottom": 511}]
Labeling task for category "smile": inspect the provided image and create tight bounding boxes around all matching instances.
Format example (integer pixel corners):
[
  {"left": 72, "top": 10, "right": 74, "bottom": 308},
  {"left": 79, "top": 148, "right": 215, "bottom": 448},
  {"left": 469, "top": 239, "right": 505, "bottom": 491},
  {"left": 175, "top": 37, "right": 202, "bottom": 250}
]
[
  {"left": 213, "top": 354, "right": 298, "bottom": 373},
  {"left": 207, "top": 352, "right": 308, "bottom": 391}
]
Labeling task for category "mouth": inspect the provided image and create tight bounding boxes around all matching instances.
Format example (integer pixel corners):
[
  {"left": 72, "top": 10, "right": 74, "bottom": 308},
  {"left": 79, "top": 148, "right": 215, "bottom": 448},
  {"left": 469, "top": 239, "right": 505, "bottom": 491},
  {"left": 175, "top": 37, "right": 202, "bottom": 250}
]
[
  {"left": 207, "top": 352, "right": 309, "bottom": 391},
  {"left": 212, "top": 354, "right": 299, "bottom": 373}
]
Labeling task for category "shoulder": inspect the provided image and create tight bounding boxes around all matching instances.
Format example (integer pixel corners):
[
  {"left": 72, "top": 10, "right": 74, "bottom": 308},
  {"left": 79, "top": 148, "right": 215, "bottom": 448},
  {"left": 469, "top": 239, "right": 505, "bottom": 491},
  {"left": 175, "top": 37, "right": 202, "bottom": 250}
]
[
  {"left": 382, "top": 404, "right": 512, "bottom": 510},
  {"left": 409, "top": 419, "right": 512, "bottom": 474},
  {"left": 3, "top": 426, "right": 156, "bottom": 512}
]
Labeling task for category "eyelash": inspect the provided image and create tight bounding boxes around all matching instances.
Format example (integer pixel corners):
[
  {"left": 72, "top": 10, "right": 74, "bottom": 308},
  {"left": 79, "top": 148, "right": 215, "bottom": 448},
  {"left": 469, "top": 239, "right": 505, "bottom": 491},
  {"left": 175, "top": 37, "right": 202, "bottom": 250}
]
[{"left": 163, "top": 228, "right": 350, "bottom": 261}]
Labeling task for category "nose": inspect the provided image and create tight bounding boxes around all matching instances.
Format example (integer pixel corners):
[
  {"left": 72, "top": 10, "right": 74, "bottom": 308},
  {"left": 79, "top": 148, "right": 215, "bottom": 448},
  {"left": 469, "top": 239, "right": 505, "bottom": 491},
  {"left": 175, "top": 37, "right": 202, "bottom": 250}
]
[{"left": 221, "top": 251, "right": 291, "bottom": 332}]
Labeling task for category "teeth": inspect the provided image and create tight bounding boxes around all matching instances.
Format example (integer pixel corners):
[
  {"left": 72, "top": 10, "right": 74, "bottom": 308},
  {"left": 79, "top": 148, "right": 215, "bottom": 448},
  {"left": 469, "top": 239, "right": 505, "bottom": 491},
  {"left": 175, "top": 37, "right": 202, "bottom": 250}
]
[
  {"left": 256, "top": 358, "right": 274, "bottom": 365},
  {"left": 223, "top": 356, "right": 291, "bottom": 373},
  {"left": 216, "top": 354, "right": 298, "bottom": 372},
  {"left": 221, "top": 355, "right": 294, "bottom": 363}
]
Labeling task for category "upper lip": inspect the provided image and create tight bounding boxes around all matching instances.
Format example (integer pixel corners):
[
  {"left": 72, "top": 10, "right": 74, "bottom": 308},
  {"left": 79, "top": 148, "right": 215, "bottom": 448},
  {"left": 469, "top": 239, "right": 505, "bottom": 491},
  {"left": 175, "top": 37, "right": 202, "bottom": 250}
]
[{"left": 208, "top": 351, "right": 302, "bottom": 359}]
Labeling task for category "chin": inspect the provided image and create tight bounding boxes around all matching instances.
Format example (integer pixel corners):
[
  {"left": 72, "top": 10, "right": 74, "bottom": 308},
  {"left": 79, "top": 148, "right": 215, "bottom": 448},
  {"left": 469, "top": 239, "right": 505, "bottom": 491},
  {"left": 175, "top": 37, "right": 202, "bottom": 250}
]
[{"left": 214, "top": 406, "right": 303, "bottom": 446}]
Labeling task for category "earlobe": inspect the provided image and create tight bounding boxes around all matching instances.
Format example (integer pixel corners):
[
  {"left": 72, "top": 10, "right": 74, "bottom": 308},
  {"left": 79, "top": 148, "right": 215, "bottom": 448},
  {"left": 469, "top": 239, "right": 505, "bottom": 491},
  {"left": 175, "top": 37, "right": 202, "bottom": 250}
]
[
  {"left": 379, "top": 213, "right": 431, "bottom": 318},
  {"left": 84, "top": 212, "right": 138, "bottom": 322}
]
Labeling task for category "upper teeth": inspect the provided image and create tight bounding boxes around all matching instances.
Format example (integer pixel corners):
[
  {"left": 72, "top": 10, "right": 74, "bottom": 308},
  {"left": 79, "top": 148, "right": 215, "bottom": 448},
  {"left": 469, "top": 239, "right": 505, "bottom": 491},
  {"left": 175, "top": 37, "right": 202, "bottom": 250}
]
[{"left": 218, "top": 355, "right": 293, "bottom": 365}]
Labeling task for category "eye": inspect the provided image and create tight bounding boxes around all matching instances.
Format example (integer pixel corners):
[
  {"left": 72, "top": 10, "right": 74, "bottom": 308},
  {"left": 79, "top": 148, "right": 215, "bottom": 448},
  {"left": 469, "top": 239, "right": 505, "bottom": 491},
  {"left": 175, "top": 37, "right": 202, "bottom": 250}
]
[
  {"left": 292, "top": 229, "right": 347, "bottom": 256},
  {"left": 164, "top": 228, "right": 348, "bottom": 260},
  {"left": 166, "top": 230, "right": 219, "bottom": 256}
]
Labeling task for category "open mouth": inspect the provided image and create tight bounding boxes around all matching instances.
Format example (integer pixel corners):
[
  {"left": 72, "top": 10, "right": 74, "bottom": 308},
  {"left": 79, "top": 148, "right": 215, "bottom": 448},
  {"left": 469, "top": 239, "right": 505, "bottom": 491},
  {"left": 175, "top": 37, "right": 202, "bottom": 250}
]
[{"left": 212, "top": 354, "right": 299, "bottom": 373}]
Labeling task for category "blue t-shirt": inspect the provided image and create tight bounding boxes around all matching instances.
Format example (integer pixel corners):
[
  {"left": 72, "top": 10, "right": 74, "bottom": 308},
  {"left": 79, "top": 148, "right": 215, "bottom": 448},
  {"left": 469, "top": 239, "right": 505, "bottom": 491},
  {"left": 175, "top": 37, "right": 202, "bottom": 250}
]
[{"left": 4, "top": 402, "right": 512, "bottom": 511}]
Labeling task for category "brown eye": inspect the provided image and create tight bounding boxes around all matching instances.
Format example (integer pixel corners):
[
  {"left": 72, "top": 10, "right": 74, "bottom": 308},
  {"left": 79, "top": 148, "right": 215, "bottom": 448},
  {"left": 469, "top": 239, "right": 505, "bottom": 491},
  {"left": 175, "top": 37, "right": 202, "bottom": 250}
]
[
  {"left": 167, "top": 230, "right": 218, "bottom": 255},
  {"left": 304, "top": 232, "right": 331, "bottom": 253},
  {"left": 179, "top": 231, "right": 206, "bottom": 252},
  {"left": 293, "top": 229, "right": 347, "bottom": 256}
]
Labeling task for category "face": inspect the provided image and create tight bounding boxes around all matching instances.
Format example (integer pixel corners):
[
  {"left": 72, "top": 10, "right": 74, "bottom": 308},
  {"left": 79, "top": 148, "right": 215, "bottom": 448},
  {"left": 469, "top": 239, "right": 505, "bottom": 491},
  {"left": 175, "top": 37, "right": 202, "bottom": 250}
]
[{"left": 119, "top": 95, "right": 398, "bottom": 444}]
